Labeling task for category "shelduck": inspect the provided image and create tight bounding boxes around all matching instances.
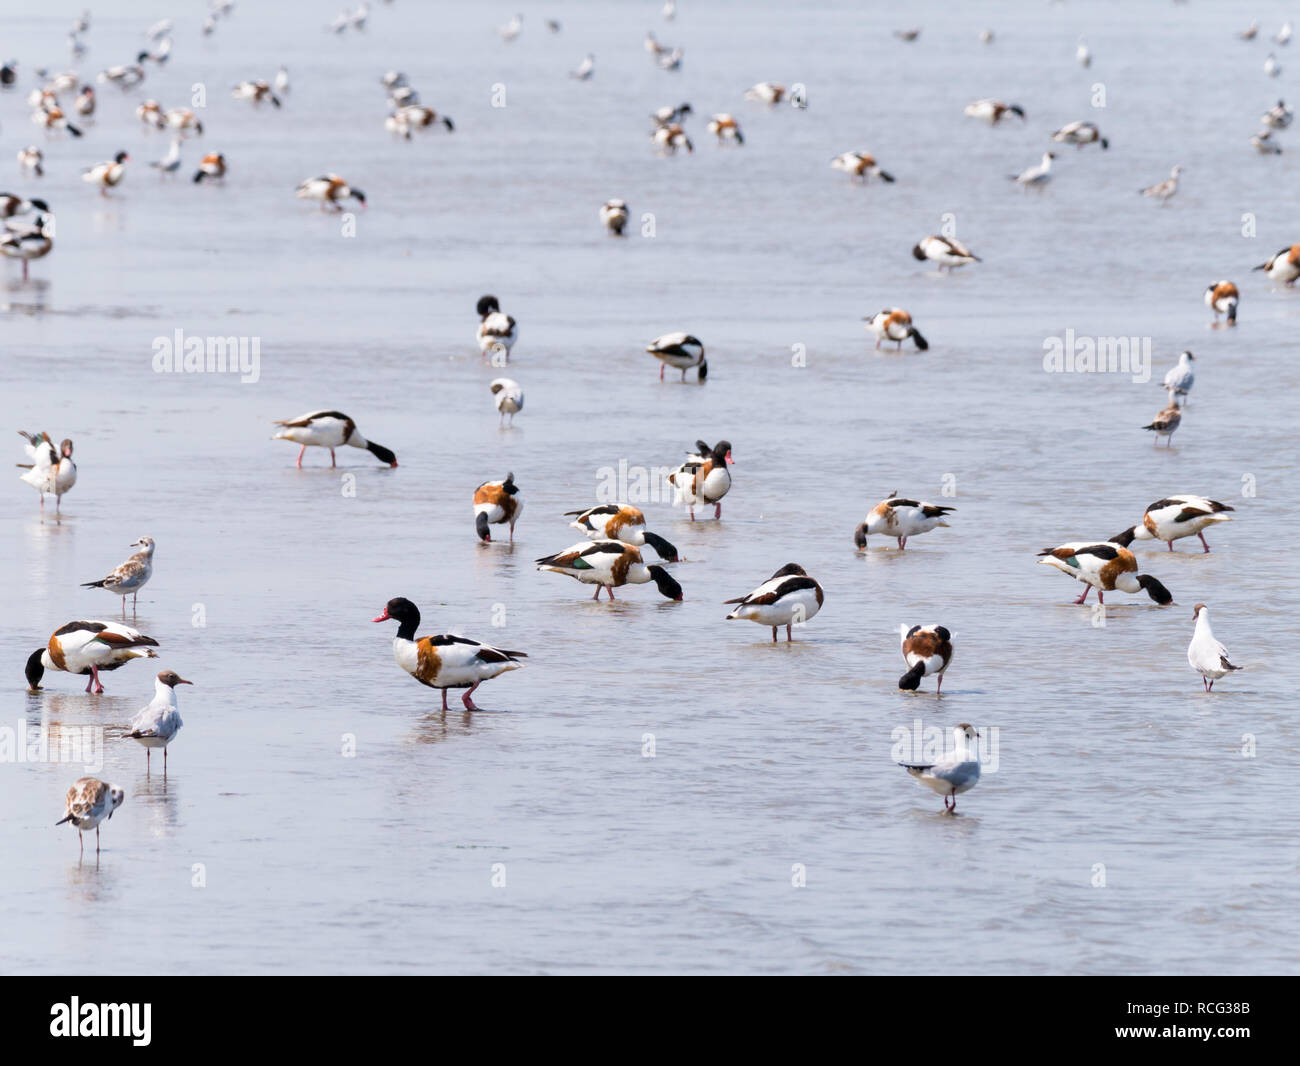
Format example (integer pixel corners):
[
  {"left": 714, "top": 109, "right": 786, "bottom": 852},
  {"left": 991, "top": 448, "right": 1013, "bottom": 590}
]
[
  {"left": 1251, "top": 129, "right": 1283, "bottom": 154},
  {"left": 164, "top": 107, "right": 203, "bottom": 134},
  {"left": 723, "top": 563, "right": 824, "bottom": 642},
  {"left": 17, "top": 431, "right": 75, "bottom": 509},
  {"left": 646, "top": 332, "right": 706, "bottom": 381},
  {"left": 1161, "top": 350, "right": 1194, "bottom": 402},
  {"left": 295, "top": 174, "right": 366, "bottom": 210},
  {"left": 912, "top": 234, "right": 980, "bottom": 270},
  {"left": 1036, "top": 541, "right": 1173, "bottom": 605},
  {"left": 489, "top": 378, "right": 524, "bottom": 425},
  {"left": 536, "top": 540, "right": 683, "bottom": 601},
  {"left": 0, "top": 194, "right": 48, "bottom": 218},
  {"left": 1113, "top": 495, "right": 1235, "bottom": 553},
  {"left": 136, "top": 99, "right": 165, "bottom": 127},
  {"left": 0, "top": 214, "right": 53, "bottom": 280},
  {"left": 898, "top": 724, "right": 980, "bottom": 812},
  {"left": 373, "top": 598, "right": 525, "bottom": 711},
  {"left": 830, "top": 151, "right": 894, "bottom": 182},
  {"left": 651, "top": 102, "right": 691, "bottom": 127},
  {"left": 1253, "top": 243, "right": 1300, "bottom": 284},
  {"left": 476, "top": 294, "right": 518, "bottom": 360},
  {"left": 474, "top": 472, "right": 523, "bottom": 542},
  {"left": 97, "top": 54, "right": 148, "bottom": 87},
  {"left": 81, "top": 537, "right": 155, "bottom": 613},
  {"left": 391, "top": 105, "right": 454, "bottom": 132},
  {"left": 1187, "top": 604, "right": 1241, "bottom": 692},
  {"left": 600, "top": 198, "right": 630, "bottom": 235},
  {"left": 707, "top": 114, "right": 744, "bottom": 144},
  {"left": 1262, "top": 100, "right": 1292, "bottom": 128},
  {"left": 564, "top": 505, "right": 679, "bottom": 559},
  {"left": 31, "top": 106, "right": 82, "bottom": 137},
  {"left": 651, "top": 123, "right": 692, "bottom": 153},
  {"left": 963, "top": 98, "right": 1025, "bottom": 124},
  {"left": 271, "top": 411, "right": 397, "bottom": 467},
  {"left": 865, "top": 308, "right": 928, "bottom": 350},
  {"left": 744, "top": 83, "right": 785, "bottom": 105},
  {"left": 854, "top": 494, "right": 953, "bottom": 549},
  {"left": 82, "top": 151, "right": 129, "bottom": 193},
  {"left": 125, "top": 670, "right": 191, "bottom": 770},
  {"left": 232, "top": 80, "right": 281, "bottom": 107},
  {"left": 1143, "top": 402, "right": 1181, "bottom": 446},
  {"left": 1204, "top": 280, "right": 1238, "bottom": 325},
  {"left": 26, "top": 620, "right": 160, "bottom": 693},
  {"left": 1052, "top": 121, "right": 1108, "bottom": 149},
  {"left": 1139, "top": 165, "right": 1182, "bottom": 204},
  {"left": 56, "top": 778, "right": 125, "bottom": 857},
  {"left": 899, "top": 625, "right": 953, "bottom": 692},
  {"left": 193, "top": 152, "right": 227, "bottom": 183},
  {"left": 18, "top": 147, "right": 44, "bottom": 177},
  {"left": 668, "top": 439, "right": 732, "bottom": 519}
]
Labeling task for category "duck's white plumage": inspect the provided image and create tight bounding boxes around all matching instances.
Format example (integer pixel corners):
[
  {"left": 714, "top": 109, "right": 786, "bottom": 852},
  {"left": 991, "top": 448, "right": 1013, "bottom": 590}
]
[
  {"left": 854, "top": 494, "right": 954, "bottom": 549},
  {"left": 723, "top": 564, "right": 824, "bottom": 641}
]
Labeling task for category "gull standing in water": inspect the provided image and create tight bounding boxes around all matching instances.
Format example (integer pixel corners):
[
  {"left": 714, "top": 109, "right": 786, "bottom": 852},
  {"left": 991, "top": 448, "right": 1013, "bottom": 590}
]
[
  {"left": 898, "top": 724, "right": 981, "bottom": 812},
  {"left": 125, "top": 670, "right": 192, "bottom": 771},
  {"left": 1188, "top": 604, "right": 1242, "bottom": 691}
]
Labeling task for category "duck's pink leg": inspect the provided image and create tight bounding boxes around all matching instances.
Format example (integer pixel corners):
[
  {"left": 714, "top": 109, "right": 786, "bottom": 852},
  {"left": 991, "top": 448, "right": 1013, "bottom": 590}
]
[
  {"left": 330, "top": 449, "right": 336, "bottom": 468},
  {"left": 659, "top": 363, "right": 665, "bottom": 381},
  {"left": 462, "top": 683, "right": 481, "bottom": 711},
  {"left": 1198, "top": 532, "right": 1211, "bottom": 553},
  {"left": 714, "top": 503, "right": 722, "bottom": 519},
  {"left": 296, "top": 446, "right": 305, "bottom": 468},
  {"left": 1074, "top": 586, "right": 1090, "bottom": 604},
  {"left": 441, "top": 688, "right": 449, "bottom": 711}
]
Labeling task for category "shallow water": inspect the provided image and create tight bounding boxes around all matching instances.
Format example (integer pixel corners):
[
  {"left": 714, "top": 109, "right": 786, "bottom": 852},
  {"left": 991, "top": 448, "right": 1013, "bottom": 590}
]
[{"left": 2, "top": 0, "right": 1298, "bottom": 974}]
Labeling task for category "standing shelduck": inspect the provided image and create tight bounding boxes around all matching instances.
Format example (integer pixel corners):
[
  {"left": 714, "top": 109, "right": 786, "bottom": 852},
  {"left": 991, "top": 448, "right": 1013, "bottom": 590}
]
[
  {"left": 744, "top": 83, "right": 785, "bottom": 105},
  {"left": 1205, "top": 280, "right": 1238, "bottom": 325},
  {"left": 1051, "top": 121, "right": 1108, "bottom": 149},
  {"left": 536, "top": 540, "right": 683, "bottom": 601},
  {"left": 899, "top": 625, "right": 953, "bottom": 693},
  {"left": 651, "top": 123, "right": 692, "bottom": 153},
  {"left": 1253, "top": 244, "right": 1300, "bottom": 284},
  {"left": 193, "top": 153, "right": 227, "bottom": 183},
  {"left": 56, "top": 778, "right": 125, "bottom": 857},
  {"left": 723, "top": 563, "right": 824, "bottom": 642},
  {"left": 898, "top": 724, "right": 980, "bottom": 812},
  {"left": 17, "top": 431, "right": 75, "bottom": 510},
  {"left": 18, "top": 146, "right": 45, "bottom": 177},
  {"left": 232, "top": 79, "right": 281, "bottom": 107},
  {"left": 474, "top": 472, "right": 523, "bottom": 542},
  {"left": 564, "top": 505, "right": 678, "bottom": 559},
  {"left": 912, "top": 234, "right": 980, "bottom": 270},
  {"left": 1187, "top": 604, "right": 1241, "bottom": 692},
  {"left": 1113, "top": 495, "right": 1235, "bottom": 553},
  {"left": 865, "top": 308, "right": 928, "bottom": 350},
  {"left": 1036, "top": 541, "right": 1173, "bottom": 605},
  {"left": 1143, "top": 402, "right": 1182, "bottom": 446},
  {"left": 668, "top": 439, "right": 733, "bottom": 519},
  {"left": 25, "top": 620, "right": 160, "bottom": 693},
  {"left": 854, "top": 493, "right": 954, "bottom": 550},
  {"left": 82, "top": 151, "right": 129, "bottom": 193},
  {"left": 125, "top": 670, "right": 192, "bottom": 771},
  {"left": 271, "top": 411, "right": 397, "bottom": 468},
  {"left": 646, "top": 332, "right": 706, "bottom": 381},
  {"left": 1262, "top": 100, "right": 1292, "bottom": 128},
  {"left": 81, "top": 537, "right": 155, "bottom": 613},
  {"left": 830, "top": 151, "right": 894, "bottom": 182},
  {"left": 707, "top": 114, "right": 744, "bottom": 145},
  {"left": 489, "top": 378, "right": 524, "bottom": 425},
  {"left": 963, "top": 99, "right": 1025, "bottom": 124},
  {"left": 0, "top": 213, "right": 53, "bottom": 280},
  {"left": 476, "top": 294, "right": 518, "bottom": 361},
  {"left": 1161, "top": 350, "right": 1195, "bottom": 403},
  {"left": 600, "top": 198, "right": 629, "bottom": 235},
  {"left": 373, "top": 598, "right": 525, "bottom": 711}
]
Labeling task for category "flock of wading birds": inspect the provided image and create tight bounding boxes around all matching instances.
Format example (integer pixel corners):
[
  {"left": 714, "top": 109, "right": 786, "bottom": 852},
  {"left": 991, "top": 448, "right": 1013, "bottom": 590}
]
[{"left": 7, "top": 11, "right": 1270, "bottom": 851}]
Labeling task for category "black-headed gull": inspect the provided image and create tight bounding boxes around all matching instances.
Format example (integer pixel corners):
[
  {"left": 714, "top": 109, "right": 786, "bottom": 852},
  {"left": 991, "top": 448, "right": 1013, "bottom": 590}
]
[
  {"left": 125, "top": 670, "right": 191, "bottom": 771},
  {"left": 1143, "top": 402, "right": 1182, "bottom": 446},
  {"left": 1139, "top": 165, "right": 1182, "bottom": 204},
  {"left": 899, "top": 724, "right": 980, "bottom": 812},
  {"left": 56, "top": 778, "right": 124, "bottom": 857},
  {"left": 1010, "top": 151, "right": 1054, "bottom": 188},
  {"left": 1188, "top": 604, "right": 1242, "bottom": 691},
  {"left": 81, "top": 537, "right": 155, "bottom": 614},
  {"left": 1161, "top": 350, "right": 1195, "bottom": 403}
]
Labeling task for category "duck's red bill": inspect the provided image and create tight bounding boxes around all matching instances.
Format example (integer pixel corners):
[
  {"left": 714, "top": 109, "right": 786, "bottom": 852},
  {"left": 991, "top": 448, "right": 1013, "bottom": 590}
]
[{"left": 372, "top": 609, "right": 390, "bottom": 622}]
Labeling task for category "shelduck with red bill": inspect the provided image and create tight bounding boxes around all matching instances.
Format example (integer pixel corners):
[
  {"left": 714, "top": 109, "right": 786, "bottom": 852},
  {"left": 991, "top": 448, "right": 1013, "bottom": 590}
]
[
  {"left": 373, "top": 598, "right": 525, "bottom": 711},
  {"left": 668, "top": 439, "right": 732, "bottom": 519}
]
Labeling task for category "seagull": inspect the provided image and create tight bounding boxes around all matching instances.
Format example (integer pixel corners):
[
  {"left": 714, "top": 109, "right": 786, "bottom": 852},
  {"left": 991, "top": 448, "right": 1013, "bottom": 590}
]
[
  {"left": 1262, "top": 100, "right": 1292, "bottom": 128},
  {"left": 1076, "top": 38, "right": 1091, "bottom": 67},
  {"left": 1139, "top": 165, "right": 1182, "bottom": 205},
  {"left": 1188, "top": 604, "right": 1241, "bottom": 692},
  {"left": 125, "top": 670, "right": 192, "bottom": 771},
  {"left": 1265, "top": 53, "right": 1282, "bottom": 77},
  {"left": 894, "top": 29, "right": 921, "bottom": 42},
  {"left": 1010, "top": 151, "right": 1054, "bottom": 188},
  {"left": 149, "top": 139, "right": 181, "bottom": 177},
  {"left": 81, "top": 537, "right": 156, "bottom": 614},
  {"left": 499, "top": 13, "right": 522, "bottom": 42},
  {"left": 1277, "top": 22, "right": 1293, "bottom": 46},
  {"left": 1143, "top": 401, "right": 1182, "bottom": 446},
  {"left": 1240, "top": 22, "right": 1260, "bottom": 40},
  {"left": 1161, "top": 350, "right": 1194, "bottom": 403},
  {"left": 274, "top": 66, "right": 289, "bottom": 95},
  {"left": 898, "top": 724, "right": 980, "bottom": 813},
  {"left": 56, "top": 778, "right": 124, "bottom": 857},
  {"left": 489, "top": 378, "right": 523, "bottom": 425},
  {"left": 571, "top": 54, "right": 594, "bottom": 80}
]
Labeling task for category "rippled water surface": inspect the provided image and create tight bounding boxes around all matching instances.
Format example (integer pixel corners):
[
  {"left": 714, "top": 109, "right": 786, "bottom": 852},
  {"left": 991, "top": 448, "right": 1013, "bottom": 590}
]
[{"left": 2, "top": 0, "right": 1298, "bottom": 974}]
